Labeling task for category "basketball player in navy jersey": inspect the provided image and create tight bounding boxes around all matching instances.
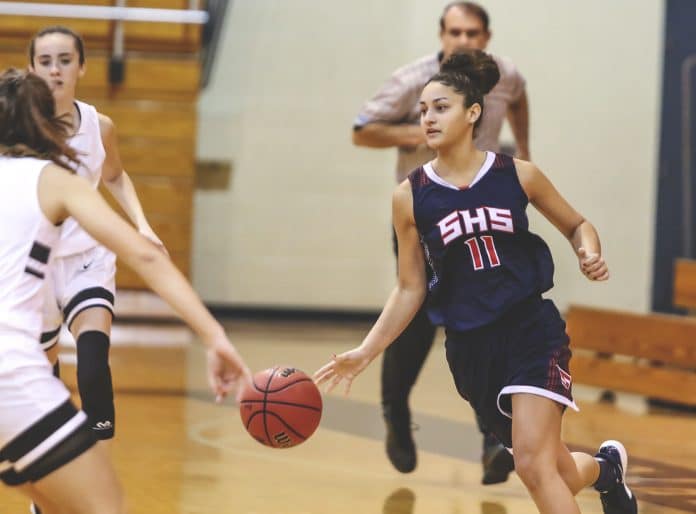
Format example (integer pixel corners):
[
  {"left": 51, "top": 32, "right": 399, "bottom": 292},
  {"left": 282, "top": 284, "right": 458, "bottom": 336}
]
[
  {"left": 0, "top": 68, "right": 250, "bottom": 514},
  {"left": 354, "top": 2, "right": 524, "bottom": 481},
  {"left": 316, "top": 51, "right": 637, "bottom": 514}
]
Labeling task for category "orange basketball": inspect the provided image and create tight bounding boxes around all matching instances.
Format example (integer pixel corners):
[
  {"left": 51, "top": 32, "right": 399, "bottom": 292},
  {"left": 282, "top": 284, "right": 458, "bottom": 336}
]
[{"left": 239, "top": 366, "right": 322, "bottom": 448}]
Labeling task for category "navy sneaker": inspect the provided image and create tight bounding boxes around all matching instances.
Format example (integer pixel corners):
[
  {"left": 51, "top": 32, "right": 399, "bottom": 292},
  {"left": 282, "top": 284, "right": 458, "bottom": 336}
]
[
  {"left": 481, "top": 440, "right": 515, "bottom": 485},
  {"left": 594, "top": 440, "right": 638, "bottom": 514},
  {"left": 383, "top": 405, "right": 417, "bottom": 473}
]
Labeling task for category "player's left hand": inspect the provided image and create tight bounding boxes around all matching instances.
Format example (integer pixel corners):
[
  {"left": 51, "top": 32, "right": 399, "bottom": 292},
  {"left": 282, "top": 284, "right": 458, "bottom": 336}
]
[{"left": 578, "top": 247, "right": 609, "bottom": 281}]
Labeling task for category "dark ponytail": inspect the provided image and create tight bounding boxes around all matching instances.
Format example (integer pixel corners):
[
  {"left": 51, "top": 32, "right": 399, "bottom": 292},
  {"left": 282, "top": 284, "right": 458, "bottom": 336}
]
[
  {"left": 428, "top": 49, "right": 500, "bottom": 131},
  {"left": 0, "top": 68, "right": 79, "bottom": 169}
]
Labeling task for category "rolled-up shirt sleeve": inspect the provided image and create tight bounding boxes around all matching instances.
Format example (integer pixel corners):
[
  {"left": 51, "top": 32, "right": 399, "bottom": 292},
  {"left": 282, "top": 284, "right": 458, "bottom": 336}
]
[
  {"left": 354, "top": 72, "right": 416, "bottom": 130},
  {"left": 351, "top": 54, "right": 439, "bottom": 181}
]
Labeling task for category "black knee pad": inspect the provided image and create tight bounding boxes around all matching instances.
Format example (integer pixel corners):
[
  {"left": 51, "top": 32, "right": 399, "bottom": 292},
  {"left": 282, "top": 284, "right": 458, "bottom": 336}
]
[{"left": 76, "top": 331, "right": 115, "bottom": 439}]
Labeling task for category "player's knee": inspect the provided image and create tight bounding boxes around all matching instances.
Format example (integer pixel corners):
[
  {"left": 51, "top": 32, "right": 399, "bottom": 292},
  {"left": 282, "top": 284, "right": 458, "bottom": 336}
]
[{"left": 513, "top": 451, "right": 550, "bottom": 492}]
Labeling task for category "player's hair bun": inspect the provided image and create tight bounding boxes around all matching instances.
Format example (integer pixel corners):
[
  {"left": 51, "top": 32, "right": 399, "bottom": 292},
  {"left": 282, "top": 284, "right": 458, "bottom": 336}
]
[{"left": 440, "top": 50, "right": 500, "bottom": 95}]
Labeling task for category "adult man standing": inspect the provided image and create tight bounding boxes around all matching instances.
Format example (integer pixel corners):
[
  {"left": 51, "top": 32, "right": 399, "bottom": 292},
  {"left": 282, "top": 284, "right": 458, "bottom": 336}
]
[{"left": 353, "top": 2, "right": 529, "bottom": 484}]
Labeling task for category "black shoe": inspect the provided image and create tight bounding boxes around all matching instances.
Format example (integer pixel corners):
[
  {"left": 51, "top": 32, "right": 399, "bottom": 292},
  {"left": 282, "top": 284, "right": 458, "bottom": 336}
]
[
  {"left": 481, "top": 440, "right": 515, "bottom": 485},
  {"left": 384, "top": 405, "right": 417, "bottom": 473},
  {"left": 594, "top": 440, "right": 638, "bottom": 514},
  {"left": 382, "top": 487, "right": 416, "bottom": 514}
]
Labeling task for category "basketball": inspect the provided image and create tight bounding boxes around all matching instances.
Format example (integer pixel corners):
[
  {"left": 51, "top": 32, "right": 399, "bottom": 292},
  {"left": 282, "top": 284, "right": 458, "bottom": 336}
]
[{"left": 239, "top": 366, "right": 323, "bottom": 448}]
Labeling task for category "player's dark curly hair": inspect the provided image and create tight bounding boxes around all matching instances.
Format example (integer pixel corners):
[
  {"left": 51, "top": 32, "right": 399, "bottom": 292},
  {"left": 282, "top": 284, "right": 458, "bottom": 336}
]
[{"left": 427, "top": 49, "right": 500, "bottom": 132}]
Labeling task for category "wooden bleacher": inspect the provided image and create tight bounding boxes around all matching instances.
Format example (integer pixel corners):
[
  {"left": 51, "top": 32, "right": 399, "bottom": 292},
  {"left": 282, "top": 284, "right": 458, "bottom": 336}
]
[
  {"left": 0, "top": 0, "right": 203, "bottom": 289},
  {"left": 566, "top": 259, "right": 696, "bottom": 406}
]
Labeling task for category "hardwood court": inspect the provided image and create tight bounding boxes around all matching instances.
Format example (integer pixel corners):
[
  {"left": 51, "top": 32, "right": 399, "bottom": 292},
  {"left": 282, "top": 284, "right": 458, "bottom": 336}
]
[{"left": 1, "top": 319, "right": 694, "bottom": 513}]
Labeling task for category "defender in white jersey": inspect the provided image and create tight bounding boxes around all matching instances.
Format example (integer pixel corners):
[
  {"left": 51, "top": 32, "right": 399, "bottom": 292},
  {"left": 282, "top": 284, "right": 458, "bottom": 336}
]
[
  {"left": 42, "top": 100, "right": 117, "bottom": 339},
  {"left": 0, "top": 67, "right": 250, "bottom": 514},
  {"left": 29, "top": 26, "right": 166, "bottom": 446}
]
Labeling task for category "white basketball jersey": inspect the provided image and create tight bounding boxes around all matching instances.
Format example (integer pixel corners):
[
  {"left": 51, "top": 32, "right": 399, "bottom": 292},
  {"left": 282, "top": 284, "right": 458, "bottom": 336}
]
[
  {"left": 0, "top": 157, "right": 61, "bottom": 338},
  {"left": 55, "top": 100, "right": 106, "bottom": 257}
]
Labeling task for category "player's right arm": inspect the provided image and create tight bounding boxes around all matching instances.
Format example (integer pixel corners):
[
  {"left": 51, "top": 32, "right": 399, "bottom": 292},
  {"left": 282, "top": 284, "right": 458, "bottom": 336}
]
[
  {"left": 314, "top": 181, "right": 427, "bottom": 393},
  {"left": 38, "top": 164, "right": 251, "bottom": 398}
]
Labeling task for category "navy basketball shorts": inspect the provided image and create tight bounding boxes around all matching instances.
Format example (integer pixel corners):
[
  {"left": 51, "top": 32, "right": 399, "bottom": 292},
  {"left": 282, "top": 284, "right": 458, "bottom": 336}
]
[{"left": 444, "top": 295, "right": 578, "bottom": 448}]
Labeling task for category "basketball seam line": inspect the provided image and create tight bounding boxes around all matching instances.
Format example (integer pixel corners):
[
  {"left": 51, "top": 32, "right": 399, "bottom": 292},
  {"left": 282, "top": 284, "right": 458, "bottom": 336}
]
[
  {"left": 252, "top": 377, "right": 313, "bottom": 394},
  {"left": 261, "top": 367, "right": 278, "bottom": 445},
  {"left": 263, "top": 411, "right": 308, "bottom": 440},
  {"left": 239, "top": 399, "right": 322, "bottom": 412},
  {"left": 245, "top": 410, "right": 263, "bottom": 430}
]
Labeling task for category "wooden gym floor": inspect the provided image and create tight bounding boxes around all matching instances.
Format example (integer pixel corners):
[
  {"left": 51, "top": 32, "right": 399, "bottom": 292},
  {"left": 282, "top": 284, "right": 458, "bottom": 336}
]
[{"left": 1, "top": 319, "right": 694, "bottom": 513}]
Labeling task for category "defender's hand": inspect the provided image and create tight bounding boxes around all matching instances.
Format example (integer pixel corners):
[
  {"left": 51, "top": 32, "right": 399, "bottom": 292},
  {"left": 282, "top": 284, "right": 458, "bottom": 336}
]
[{"left": 206, "top": 339, "right": 252, "bottom": 403}]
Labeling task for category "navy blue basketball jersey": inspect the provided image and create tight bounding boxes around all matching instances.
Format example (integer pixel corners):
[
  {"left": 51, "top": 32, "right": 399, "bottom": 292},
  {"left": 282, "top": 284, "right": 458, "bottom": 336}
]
[{"left": 408, "top": 152, "right": 554, "bottom": 331}]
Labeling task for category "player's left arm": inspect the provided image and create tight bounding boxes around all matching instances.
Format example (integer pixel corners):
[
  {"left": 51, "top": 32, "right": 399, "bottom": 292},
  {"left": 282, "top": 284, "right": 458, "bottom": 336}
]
[
  {"left": 516, "top": 159, "right": 608, "bottom": 281},
  {"left": 99, "top": 113, "right": 167, "bottom": 253}
]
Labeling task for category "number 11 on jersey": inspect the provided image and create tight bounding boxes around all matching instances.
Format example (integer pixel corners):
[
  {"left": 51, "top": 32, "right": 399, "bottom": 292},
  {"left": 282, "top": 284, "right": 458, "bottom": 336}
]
[{"left": 464, "top": 235, "right": 501, "bottom": 270}]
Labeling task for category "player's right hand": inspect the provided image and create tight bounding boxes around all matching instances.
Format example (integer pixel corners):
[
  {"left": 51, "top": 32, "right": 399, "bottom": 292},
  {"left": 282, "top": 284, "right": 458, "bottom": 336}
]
[
  {"left": 206, "top": 338, "right": 252, "bottom": 403},
  {"left": 313, "top": 347, "right": 372, "bottom": 395}
]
